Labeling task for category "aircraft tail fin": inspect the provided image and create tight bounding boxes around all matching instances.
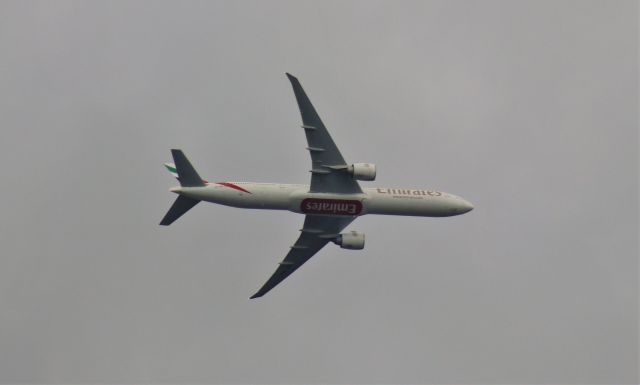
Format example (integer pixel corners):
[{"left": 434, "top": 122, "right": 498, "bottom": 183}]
[
  {"left": 168, "top": 149, "right": 205, "bottom": 187},
  {"left": 159, "top": 195, "right": 200, "bottom": 226},
  {"left": 160, "top": 149, "right": 205, "bottom": 226},
  {"left": 164, "top": 163, "right": 179, "bottom": 179}
]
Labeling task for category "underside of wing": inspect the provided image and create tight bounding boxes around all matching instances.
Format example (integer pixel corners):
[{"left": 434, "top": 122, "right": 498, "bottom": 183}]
[
  {"left": 250, "top": 215, "right": 356, "bottom": 299},
  {"left": 286, "top": 73, "right": 362, "bottom": 194}
]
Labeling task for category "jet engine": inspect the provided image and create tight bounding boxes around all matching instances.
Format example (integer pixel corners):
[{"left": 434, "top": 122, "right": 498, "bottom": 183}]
[
  {"left": 333, "top": 231, "right": 365, "bottom": 250},
  {"left": 348, "top": 163, "right": 376, "bottom": 181}
]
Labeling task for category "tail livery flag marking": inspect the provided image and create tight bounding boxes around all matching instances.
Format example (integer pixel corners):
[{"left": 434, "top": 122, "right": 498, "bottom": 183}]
[{"left": 164, "top": 163, "right": 178, "bottom": 179}]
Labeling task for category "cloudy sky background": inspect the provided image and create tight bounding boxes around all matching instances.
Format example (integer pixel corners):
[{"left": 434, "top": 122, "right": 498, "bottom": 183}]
[{"left": 0, "top": 1, "right": 637, "bottom": 384}]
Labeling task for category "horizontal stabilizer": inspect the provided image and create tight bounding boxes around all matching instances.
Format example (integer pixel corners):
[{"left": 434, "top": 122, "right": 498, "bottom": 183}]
[
  {"left": 171, "top": 149, "right": 205, "bottom": 187},
  {"left": 159, "top": 195, "right": 200, "bottom": 226}
]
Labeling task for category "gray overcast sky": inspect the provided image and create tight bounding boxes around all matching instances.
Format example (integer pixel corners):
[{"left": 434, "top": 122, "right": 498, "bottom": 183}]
[{"left": 0, "top": 1, "right": 637, "bottom": 384}]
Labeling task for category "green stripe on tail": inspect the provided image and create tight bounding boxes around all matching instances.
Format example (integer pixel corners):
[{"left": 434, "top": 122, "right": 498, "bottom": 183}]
[{"left": 164, "top": 163, "right": 179, "bottom": 179}]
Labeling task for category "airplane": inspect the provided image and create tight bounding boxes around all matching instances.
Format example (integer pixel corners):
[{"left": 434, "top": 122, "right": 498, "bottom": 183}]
[{"left": 160, "top": 73, "right": 473, "bottom": 299}]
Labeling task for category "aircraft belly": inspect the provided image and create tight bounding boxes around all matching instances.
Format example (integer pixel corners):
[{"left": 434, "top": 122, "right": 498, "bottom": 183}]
[
  {"left": 364, "top": 189, "right": 456, "bottom": 217},
  {"left": 288, "top": 190, "right": 367, "bottom": 216},
  {"left": 180, "top": 184, "right": 292, "bottom": 210},
  {"left": 178, "top": 184, "right": 459, "bottom": 217}
]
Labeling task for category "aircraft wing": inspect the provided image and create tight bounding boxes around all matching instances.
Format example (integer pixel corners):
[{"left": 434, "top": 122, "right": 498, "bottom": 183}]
[
  {"left": 250, "top": 215, "right": 355, "bottom": 298},
  {"left": 287, "top": 73, "right": 363, "bottom": 194}
]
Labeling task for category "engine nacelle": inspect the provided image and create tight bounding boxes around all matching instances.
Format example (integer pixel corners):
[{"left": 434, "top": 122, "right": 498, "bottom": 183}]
[
  {"left": 333, "top": 231, "right": 365, "bottom": 250},
  {"left": 348, "top": 163, "right": 376, "bottom": 181}
]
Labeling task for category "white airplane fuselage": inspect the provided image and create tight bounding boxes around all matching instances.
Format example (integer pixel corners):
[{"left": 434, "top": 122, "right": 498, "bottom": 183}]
[
  {"left": 172, "top": 182, "right": 474, "bottom": 218},
  {"left": 161, "top": 73, "right": 474, "bottom": 298}
]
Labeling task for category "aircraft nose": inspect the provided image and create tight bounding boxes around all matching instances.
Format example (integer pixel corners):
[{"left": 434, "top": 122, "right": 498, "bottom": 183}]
[{"left": 459, "top": 199, "right": 474, "bottom": 214}]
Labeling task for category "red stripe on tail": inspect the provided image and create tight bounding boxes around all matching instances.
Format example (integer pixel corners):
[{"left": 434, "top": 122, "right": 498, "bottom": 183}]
[{"left": 216, "top": 182, "right": 252, "bottom": 194}]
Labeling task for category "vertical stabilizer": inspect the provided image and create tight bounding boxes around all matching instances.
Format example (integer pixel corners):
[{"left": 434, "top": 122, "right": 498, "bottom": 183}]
[{"left": 160, "top": 149, "right": 204, "bottom": 226}]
